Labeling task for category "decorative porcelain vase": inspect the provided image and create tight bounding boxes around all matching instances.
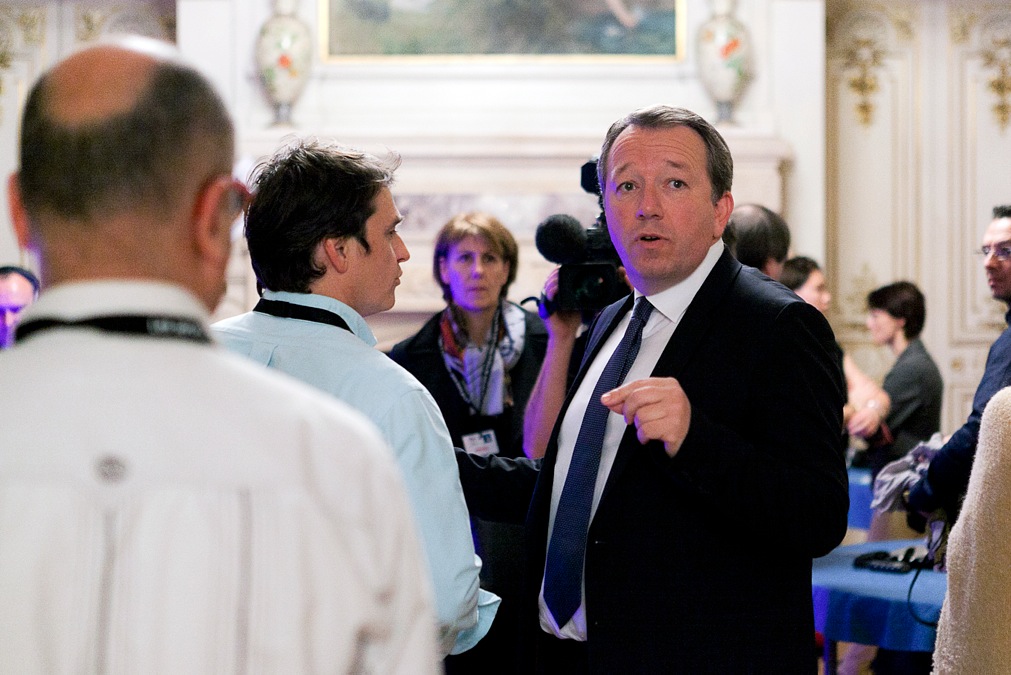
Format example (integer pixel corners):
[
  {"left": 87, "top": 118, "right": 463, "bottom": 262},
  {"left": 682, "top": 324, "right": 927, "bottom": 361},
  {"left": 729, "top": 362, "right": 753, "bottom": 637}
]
[
  {"left": 255, "top": 0, "right": 313, "bottom": 126},
  {"left": 696, "top": 0, "right": 754, "bottom": 124}
]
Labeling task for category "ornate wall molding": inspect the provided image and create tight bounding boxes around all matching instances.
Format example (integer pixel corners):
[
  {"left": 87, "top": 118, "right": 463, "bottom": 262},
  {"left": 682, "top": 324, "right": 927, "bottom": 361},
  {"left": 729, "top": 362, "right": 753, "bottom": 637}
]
[
  {"left": 980, "top": 20, "right": 1011, "bottom": 130},
  {"left": 75, "top": 4, "right": 172, "bottom": 43},
  {"left": 827, "top": 2, "right": 920, "bottom": 341},
  {"left": 0, "top": 6, "right": 46, "bottom": 118},
  {"left": 828, "top": 5, "right": 917, "bottom": 128},
  {"left": 949, "top": 6, "right": 1011, "bottom": 347}
]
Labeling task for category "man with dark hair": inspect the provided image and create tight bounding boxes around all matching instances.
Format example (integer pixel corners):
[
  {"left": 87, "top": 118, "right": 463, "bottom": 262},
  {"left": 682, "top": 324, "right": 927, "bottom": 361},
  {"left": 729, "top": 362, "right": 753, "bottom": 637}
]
[
  {"left": 460, "top": 105, "right": 847, "bottom": 671},
  {"left": 908, "top": 204, "right": 1011, "bottom": 522},
  {"left": 0, "top": 38, "right": 437, "bottom": 671},
  {"left": 213, "top": 139, "right": 497, "bottom": 657},
  {"left": 722, "top": 203, "right": 791, "bottom": 280},
  {"left": 0, "top": 265, "right": 39, "bottom": 348}
]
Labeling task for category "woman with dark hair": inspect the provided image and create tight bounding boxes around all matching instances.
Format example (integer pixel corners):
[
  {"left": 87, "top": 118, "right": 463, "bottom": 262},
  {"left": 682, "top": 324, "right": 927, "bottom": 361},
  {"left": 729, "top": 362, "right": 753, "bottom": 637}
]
[
  {"left": 388, "top": 211, "right": 547, "bottom": 673},
  {"left": 865, "top": 280, "right": 944, "bottom": 473}
]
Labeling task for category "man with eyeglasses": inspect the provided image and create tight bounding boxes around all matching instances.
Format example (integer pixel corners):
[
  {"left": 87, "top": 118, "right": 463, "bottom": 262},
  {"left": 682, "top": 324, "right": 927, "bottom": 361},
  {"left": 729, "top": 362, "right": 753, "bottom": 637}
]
[
  {"left": 907, "top": 204, "right": 1011, "bottom": 524},
  {"left": 0, "top": 37, "right": 439, "bottom": 671}
]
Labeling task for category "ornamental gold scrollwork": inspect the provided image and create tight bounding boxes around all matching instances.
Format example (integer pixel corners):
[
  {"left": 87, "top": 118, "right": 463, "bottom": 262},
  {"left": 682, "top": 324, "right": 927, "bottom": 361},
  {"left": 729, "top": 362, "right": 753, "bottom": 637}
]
[
  {"left": 76, "top": 4, "right": 172, "bottom": 43},
  {"left": 0, "top": 6, "right": 46, "bottom": 117},
  {"left": 982, "top": 36, "right": 1011, "bottom": 130},
  {"left": 842, "top": 37, "right": 885, "bottom": 126},
  {"left": 842, "top": 262, "right": 879, "bottom": 323}
]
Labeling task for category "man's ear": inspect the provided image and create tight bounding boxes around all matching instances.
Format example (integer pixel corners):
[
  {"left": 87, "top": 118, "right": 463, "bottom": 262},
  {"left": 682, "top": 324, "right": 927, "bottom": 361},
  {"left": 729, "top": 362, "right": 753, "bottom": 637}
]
[
  {"left": 713, "top": 191, "right": 735, "bottom": 240},
  {"left": 191, "top": 176, "right": 234, "bottom": 267},
  {"left": 320, "top": 237, "right": 353, "bottom": 274},
  {"left": 7, "top": 173, "right": 33, "bottom": 249}
]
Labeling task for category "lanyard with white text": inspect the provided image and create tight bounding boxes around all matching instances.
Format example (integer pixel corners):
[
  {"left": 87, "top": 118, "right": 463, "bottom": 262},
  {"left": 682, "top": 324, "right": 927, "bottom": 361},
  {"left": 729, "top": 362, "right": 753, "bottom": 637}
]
[{"left": 15, "top": 315, "right": 211, "bottom": 344}]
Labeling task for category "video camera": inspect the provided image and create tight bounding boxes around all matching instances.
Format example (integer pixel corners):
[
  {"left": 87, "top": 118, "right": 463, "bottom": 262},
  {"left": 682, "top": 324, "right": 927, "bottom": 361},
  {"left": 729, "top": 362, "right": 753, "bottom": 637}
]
[{"left": 534, "top": 159, "right": 627, "bottom": 312}]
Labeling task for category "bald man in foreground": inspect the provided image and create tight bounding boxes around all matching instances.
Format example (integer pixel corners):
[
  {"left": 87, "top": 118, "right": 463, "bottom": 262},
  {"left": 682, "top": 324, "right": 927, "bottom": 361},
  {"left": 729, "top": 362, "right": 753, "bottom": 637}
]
[{"left": 0, "top": 38, "right": 439, "bottom": 672}]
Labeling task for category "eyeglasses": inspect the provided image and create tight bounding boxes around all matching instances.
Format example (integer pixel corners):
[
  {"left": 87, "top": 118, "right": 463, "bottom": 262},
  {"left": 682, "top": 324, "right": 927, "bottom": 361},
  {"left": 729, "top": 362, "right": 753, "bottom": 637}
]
[
  {"left": 199, "top": 174, "right": 252, "bottom": 222},
  {"left": 978, "top": 242, "right": 1011, "bottom": 261},
  {"left": 224, "top": 179, "right": 252, "bottom": 221}
]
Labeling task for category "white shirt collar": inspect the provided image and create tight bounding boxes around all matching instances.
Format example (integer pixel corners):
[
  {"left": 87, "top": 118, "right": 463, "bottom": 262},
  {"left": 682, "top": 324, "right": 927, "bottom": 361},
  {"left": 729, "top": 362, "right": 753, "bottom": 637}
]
[
  {"left": 24, "top": 280, "right": 210, "bottom": 325},
  {"left": 636, "top": 240, "right": 724, "bottom": 325},
  {"left": 261, "top": 289, "right": 377, "bottom": 347}
]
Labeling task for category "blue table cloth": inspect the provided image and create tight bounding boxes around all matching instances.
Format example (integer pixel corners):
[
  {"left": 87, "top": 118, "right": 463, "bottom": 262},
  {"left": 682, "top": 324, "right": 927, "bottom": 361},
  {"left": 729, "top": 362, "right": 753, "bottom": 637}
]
[
  {"left": 848, "top": 466, "right": 873, "bottom": 529},
  {"left": 812, "top": 539, "right": 946, "bottom": 652}
]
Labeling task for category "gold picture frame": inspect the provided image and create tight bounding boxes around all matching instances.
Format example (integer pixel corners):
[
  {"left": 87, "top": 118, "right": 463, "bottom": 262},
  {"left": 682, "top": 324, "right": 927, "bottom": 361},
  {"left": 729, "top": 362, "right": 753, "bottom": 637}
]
[{"left": 320, "top": 0, "right": 686, "bottom": 63}]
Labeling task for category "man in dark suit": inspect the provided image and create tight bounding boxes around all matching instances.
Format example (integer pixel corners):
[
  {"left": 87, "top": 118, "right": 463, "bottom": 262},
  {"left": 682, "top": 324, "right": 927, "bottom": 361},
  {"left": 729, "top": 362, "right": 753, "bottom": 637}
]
[{"left": 461, "top": 105, "right": 848, "bottom": 673}]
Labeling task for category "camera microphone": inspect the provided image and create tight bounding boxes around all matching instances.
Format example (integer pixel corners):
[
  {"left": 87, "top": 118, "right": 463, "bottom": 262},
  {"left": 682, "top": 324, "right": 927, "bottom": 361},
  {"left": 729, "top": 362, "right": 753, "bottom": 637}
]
[{"left": 535, "top": 214, "right": 586, "bottom": 265}]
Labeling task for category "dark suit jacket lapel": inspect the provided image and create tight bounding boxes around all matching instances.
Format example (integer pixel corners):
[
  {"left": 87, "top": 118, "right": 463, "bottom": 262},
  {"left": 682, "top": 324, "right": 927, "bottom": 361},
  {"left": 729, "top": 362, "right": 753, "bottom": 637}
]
[{"left": 598, "top": 250, "right": 743, "bottom": 505}]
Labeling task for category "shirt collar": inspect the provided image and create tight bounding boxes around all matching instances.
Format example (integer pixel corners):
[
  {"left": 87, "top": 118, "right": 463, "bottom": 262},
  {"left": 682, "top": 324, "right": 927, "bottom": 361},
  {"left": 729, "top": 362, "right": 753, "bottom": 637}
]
[
  {"left": 261, "top": 289, "right": 377, "bottom": 347},
  {"left": 24, "top": 280, "right": 210, "bottom": 326},
  {"left": 636, "top": 240, "right": 724, "bottom": 324}
]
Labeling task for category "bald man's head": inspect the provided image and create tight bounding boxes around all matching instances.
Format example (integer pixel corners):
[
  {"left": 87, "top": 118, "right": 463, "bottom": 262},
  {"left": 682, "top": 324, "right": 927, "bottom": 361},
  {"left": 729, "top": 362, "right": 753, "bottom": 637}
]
[{"left": 17, "top": 41, "right": 234, "bottom": 226}]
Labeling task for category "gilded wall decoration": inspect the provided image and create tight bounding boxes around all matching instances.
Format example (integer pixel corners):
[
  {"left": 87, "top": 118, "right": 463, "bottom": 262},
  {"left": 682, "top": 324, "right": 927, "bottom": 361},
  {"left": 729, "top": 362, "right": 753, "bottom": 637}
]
[
  {"left": 981, "top": 25, "right": 1011, "bottom": 130},
  {"left": 828, "top": 8, "right": 897, "bottom": 127},
  {"left": 842, "top": 36, "right": 884, "bottom": 126},
  {"left": 828, "top": 2, "right": 915, "bottom": 44},
  {"left": 76, "top": 4, "right": 171, "bottom": 43},
  {"left": 0, "top": 6, "right": 45, "bottom": 116},
  {"left": 841, "top": 262, "right": 879, "bottom": 325}
]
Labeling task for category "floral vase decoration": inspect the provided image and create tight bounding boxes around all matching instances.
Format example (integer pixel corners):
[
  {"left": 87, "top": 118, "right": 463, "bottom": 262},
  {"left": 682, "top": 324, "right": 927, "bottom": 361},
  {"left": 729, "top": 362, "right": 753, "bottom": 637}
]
[
  {"left": 696, "top": 0, "right": 754, "bottom": 124},
  {"left": 255, "top": 0, "right": 313, "bottom": 126}
]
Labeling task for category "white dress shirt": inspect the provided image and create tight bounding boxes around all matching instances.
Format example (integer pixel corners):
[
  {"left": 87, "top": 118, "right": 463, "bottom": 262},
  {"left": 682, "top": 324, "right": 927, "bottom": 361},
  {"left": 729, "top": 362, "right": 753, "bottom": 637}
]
[{"left": 0, "top": 281, "right": 439, "bottom": 673}]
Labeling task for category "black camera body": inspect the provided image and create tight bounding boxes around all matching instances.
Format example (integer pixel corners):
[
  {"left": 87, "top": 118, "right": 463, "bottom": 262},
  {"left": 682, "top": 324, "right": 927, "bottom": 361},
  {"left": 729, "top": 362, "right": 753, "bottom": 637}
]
[
  {"left": 535, "top": 214, "right": 626, "bottom": 312},
  {"left": 556, "top": 228, "right": 625, "bottom": 311},
  {"left": 534, "top": 158, "right": 627, "bottom": 312},
  {"left": 533, "top": 158, "right": 626, "bottom": 313}
]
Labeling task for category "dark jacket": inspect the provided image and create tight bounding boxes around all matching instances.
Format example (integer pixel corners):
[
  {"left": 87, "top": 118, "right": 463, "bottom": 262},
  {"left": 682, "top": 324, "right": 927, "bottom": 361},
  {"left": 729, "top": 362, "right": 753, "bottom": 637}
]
[
  {"left": 909, "top": 313, "right": 1011, "bottom": 521},
  {"left": 519, "top": 250, "right": 848, "bottom": 673},
  {"left": 388, "top": 305, "right": 547, "bottom": 458}
]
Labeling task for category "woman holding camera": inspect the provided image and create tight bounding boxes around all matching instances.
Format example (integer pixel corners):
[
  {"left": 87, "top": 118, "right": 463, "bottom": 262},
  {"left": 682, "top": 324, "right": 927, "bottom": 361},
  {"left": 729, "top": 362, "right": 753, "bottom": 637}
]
[{"left": 388, "top": 211, "right": 547, "bottom": 673}]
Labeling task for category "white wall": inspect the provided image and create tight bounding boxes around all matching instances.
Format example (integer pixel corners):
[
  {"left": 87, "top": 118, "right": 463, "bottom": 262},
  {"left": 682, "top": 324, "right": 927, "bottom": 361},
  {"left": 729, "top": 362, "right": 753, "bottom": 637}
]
[
  {"left": 176, "top": 0, "right": 824, "bottom": 245},
  {"left": 0, "top": 0, "right": 825, "bottom": 343}
]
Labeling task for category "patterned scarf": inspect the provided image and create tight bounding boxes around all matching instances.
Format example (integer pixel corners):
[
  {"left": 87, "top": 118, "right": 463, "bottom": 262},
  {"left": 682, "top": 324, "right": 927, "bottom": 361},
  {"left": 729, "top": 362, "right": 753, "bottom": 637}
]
[{"left": 439, "top": 301, "right": 526, "bottom": 416}]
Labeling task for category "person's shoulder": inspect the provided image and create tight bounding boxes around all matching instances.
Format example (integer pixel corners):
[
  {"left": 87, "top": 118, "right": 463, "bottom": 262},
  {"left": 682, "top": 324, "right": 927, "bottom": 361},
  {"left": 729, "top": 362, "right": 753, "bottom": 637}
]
[
  {"left": 732, "top": 267, "right": 815, "bottom": 321},
  {"left": 207, "top": 346, "right": 395, "bottom": 459},
  {"left": 388, "top": 312, "right": 442, "bottom": 361},
  {"left": 984, "top": 386, "right": 1011, "bottom": 422}
]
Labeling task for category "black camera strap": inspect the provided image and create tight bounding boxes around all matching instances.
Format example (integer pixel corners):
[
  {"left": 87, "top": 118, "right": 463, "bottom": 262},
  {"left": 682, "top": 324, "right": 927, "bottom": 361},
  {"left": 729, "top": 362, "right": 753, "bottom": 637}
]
[
  {"left": 16, "top": 315, "right": 211, "bottom": 344},
  {"left": 253, "top": 298, "right": 351, "bottom": 333}
]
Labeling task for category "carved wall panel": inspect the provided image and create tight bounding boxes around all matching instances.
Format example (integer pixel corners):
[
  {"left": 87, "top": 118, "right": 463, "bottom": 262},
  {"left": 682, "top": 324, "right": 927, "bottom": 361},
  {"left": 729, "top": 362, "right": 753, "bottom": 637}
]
[
  {"left": 0, "top": 4, "right": 49, "bottom": 266},
  {"left": 827, "top": 0, "right": 1011, "bottom": 434},
  {"left": 949, "top": 6, "right": 1011, "bottom": 345},
  {"left": 827, "top": 3, "right": 919, "bottom": 343},
  {"left": 0, "top": 0, "right": 175, "bottom": 267}
]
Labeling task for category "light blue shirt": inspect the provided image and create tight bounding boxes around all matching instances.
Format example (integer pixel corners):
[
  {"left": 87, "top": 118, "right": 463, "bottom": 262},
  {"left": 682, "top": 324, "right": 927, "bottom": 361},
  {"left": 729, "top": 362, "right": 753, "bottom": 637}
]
[{"left": 213, "top": 290, "right": 498, "bottom": 655}]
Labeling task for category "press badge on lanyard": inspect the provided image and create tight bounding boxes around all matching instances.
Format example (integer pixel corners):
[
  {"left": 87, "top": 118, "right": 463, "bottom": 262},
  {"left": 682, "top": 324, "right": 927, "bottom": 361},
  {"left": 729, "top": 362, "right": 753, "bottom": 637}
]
[{"left": 462, "top": 430, "right": 500, "bottom": 456}]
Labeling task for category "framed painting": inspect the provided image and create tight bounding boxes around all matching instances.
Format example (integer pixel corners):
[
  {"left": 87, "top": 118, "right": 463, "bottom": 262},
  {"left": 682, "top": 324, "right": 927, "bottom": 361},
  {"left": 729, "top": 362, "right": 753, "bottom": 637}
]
[{"left": 321, "top": 0, "right": 686, "bottom": 61}]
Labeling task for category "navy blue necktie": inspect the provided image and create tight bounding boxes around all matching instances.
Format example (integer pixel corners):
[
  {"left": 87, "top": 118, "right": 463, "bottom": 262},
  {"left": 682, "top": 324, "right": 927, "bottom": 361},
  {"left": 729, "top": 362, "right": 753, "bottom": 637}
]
[{"left": 544, "top": 296, "right": 654, "bottom": 627}]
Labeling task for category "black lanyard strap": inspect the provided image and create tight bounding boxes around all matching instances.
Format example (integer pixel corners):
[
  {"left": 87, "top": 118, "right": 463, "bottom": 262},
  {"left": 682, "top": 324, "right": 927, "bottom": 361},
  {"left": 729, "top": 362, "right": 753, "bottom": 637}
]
[
  {"left": 15, "top": 315, "right": 211, "bottom": 344},
  {"left": 253, "top": 298, "right": 351, "bottom": 333}
]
